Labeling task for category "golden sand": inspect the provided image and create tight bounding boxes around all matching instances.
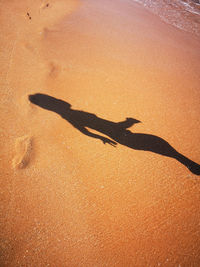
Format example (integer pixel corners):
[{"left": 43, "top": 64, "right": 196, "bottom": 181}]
[{"left": 1, "top": 0, "right": 200, "bottom": 266}]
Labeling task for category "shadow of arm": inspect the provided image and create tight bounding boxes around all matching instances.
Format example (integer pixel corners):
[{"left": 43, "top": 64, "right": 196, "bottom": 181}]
[
  {"left": 77, "top": 126, "right": 117, "bottom": 146},
  {"left": 116, "top": 118, "right": 141, "bottom": 129}
]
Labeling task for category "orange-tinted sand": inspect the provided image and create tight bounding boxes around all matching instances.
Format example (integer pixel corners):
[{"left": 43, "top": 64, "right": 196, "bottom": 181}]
[{"left": 1, "top": 0, "right": 200, "bottom": 266}]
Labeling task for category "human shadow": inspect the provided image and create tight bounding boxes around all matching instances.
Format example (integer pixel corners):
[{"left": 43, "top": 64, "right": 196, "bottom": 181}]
[{"left": 29, "top": 93, "right": 200, "bottom": 175}]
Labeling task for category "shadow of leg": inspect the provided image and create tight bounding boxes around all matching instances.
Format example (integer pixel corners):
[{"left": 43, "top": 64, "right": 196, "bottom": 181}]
[{"left": 174, "top": 153, "right": 200, "bottom": 175}]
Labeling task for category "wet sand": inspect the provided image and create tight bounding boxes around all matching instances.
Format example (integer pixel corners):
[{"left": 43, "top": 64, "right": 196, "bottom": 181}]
[{"left": 1, "top": 0, "right": 200, "bottom": 266}]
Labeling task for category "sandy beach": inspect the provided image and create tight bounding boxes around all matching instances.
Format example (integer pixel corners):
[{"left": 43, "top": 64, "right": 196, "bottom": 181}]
[{"left": 1, "top": 0, "right": 200, "bottom": 266}]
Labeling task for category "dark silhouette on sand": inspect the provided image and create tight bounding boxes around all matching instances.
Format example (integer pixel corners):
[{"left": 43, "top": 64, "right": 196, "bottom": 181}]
[{"left": 29, "top": 93, "right": 200, "bottom": 175}]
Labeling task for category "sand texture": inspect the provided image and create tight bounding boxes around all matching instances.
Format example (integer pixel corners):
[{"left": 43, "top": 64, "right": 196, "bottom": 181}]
[{"left": 1, "top": 0, "right": 200, "bottom": 266}]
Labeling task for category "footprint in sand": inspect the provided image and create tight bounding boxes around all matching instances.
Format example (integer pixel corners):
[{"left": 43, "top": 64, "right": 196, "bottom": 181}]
[
  {"left": 27, "top": 12, "right": 31, "bottom": 20},
  {"left": 40, "top": 2, "right": 50, "bottom": 11},
  {"left": 12, "top": 135, "right": 33, "bottom": 169},
  {"left": 48, "top": 62, "right": 61, "bottom": 79}
]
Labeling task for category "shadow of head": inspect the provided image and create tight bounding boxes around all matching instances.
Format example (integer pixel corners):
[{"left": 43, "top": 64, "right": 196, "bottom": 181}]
[{"left": 29, "top": 93, "right": 71, "bottom": 114}]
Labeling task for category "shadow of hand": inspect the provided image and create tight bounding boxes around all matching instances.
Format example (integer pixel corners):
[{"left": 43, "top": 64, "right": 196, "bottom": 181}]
[{"left": 101, "top": 137, "right": 117, "bottom": 147}]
